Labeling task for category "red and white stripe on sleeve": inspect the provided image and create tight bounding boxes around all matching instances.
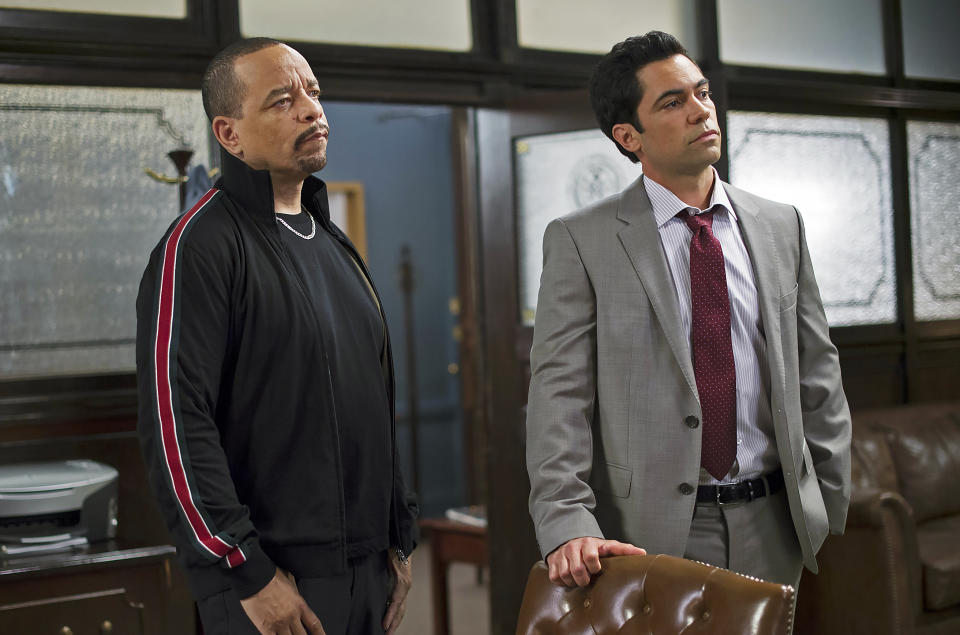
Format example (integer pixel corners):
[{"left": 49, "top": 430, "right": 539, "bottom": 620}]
[{"left": 151, "top": 188, "right": 246, "bottom": 569}]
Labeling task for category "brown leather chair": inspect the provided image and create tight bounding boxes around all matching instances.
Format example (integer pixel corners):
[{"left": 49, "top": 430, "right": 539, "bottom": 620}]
[
  {"left": 794, "top": 402, "right": 960, "bottom": 634},
  {"left": 516, "top": 554, "right": 795, "bottom": 634}
]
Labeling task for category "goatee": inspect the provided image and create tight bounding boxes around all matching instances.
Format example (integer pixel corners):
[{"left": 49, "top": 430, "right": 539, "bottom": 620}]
[
  {"left": 294, "top": 124, "right": 329, "bottom": 174},
  {"left": 298, "top": 154, "right": 327, "bottom": 174}
]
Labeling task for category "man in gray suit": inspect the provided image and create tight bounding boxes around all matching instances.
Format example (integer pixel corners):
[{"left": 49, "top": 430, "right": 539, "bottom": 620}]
[{"left": 526, "top": 31, "right": 851, "bottom": 590}]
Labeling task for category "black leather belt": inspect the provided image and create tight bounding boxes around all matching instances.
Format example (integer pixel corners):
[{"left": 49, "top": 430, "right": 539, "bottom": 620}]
[{"left": 696, "top": 469, "right": 784, "bottom": 505}]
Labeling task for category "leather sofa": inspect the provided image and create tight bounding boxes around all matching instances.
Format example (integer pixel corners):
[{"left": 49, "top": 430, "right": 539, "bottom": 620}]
[
  {"left": 516, "top": 554, "right": 795, "bottom": 634},
  {"left": 795, "top": 402, "right": 960, "bottom": 635}
]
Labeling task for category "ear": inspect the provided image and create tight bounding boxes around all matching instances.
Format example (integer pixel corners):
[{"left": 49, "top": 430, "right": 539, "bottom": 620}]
[
  {"left": 611, "top": 122, "right": 643, "bottom": 160},
  {"left": 212, "top": 116, "right": 243, "bottom": 159}
]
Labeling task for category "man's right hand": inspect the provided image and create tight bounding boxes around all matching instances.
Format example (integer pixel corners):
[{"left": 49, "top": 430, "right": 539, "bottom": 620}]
[
  {"left": 546, "top": 537, "right": 646, "bottom": 587},
  {"left": 240, "top": 568, "right": 325, "bottom": 635}
]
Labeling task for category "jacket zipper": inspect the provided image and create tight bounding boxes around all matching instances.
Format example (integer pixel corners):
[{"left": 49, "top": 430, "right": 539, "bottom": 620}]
[{"left": 333, "top": 231, "right": 406, "bottom": 553}]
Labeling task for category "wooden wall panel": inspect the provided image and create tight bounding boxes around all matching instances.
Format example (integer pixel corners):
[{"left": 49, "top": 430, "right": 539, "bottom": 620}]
[
  {"left": 838, "top": 345, "right": 906, "bottom": 410},
  {"left": 912, "top": 341, "right": 960, "bottom": 403}
]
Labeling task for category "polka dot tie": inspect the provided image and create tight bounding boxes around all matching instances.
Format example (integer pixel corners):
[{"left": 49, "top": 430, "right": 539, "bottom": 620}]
[{"left": 682, "top": 208, "right": 736, "bottom": 480}]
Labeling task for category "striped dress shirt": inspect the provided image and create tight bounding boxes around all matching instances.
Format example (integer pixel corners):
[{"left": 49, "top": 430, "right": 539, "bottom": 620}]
[{"left": 644, "top": 170, "right": 779, "bottom": 485}]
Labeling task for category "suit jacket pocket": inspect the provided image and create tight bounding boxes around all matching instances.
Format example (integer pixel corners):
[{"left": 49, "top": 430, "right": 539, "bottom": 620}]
[
  {"left": 591, "top": 462, "right": 632, "bottom": 499},
  {"left": 779, "top": 283, "right": 799, "bottom": 313}
]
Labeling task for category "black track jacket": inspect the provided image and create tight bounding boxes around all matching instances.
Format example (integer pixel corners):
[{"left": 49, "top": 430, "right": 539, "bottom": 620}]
[{"left": 135, "top": 150, "right": 418, "bottom": 601}]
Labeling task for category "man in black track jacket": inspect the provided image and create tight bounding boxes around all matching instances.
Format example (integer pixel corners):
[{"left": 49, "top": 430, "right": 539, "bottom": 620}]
[{"left": 136, "top": 37, "right": 418, "bottom": 635}]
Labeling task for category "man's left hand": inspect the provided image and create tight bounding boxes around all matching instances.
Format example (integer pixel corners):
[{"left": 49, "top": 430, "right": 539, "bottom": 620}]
[{"left": 382, "top": 549, "right": 412, "bottom": 635}]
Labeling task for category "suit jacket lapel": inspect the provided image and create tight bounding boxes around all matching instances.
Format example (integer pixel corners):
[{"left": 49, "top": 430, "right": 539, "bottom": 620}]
[
  {"left": 723, "top": 183, "right": 785, "bottom": 399},
  {"left": 616, "top": 178, "right": 698, "bottom": 399}
]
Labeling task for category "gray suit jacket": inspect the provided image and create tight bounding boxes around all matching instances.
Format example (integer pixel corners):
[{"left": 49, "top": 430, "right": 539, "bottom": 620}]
[{"left": 525, "top": 176, "right": 851, "bottom": 574}]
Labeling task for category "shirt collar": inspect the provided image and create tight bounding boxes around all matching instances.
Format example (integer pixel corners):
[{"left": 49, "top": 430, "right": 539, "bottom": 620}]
[
  {"left": 644, "top": 167, "right": 737, "bottom": 229},
  {"left": 218, "top": 146, "right": 331, "bottom": 229}
]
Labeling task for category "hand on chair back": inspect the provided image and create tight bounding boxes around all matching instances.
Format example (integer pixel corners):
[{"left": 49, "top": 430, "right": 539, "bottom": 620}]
[{"left": 546, "top": 537, "right": 646, "bottom": 587}]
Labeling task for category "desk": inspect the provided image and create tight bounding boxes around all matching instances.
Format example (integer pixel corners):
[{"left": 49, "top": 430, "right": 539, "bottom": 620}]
[
  {"left": 420, "top": 518, "right": 488, "bottom": 635},
  {"left": 0, "top": 540, "right": 195, "bottom": 634}
]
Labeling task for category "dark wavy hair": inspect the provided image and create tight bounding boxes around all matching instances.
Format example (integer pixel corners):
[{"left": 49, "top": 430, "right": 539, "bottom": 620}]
[{"left": 589, "top": 31, "right": 690, "bottom": 163}]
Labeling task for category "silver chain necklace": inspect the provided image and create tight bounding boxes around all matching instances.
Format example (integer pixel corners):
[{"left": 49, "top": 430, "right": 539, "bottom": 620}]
[{"left": 276, "top": 211, "right": 316, "bottom": 240}]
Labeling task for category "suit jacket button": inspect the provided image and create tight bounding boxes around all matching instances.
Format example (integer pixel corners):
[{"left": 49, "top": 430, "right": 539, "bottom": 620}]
[
  {"left": 678, "top": 483, "right": 695, "bottom": 495},
  {"left": 685, "top": 415, "right": 700, "bottom": 428}
]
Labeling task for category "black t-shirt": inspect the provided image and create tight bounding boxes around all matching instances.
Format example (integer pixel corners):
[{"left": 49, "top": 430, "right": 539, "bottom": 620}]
[{"left": 276, "top": 209, "right": 392, "bottom": 558}]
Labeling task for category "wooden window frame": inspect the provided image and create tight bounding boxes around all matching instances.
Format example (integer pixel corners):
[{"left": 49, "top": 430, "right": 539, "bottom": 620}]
[{"left": 0, "top": 0, "right": 958, "bottom": 422}]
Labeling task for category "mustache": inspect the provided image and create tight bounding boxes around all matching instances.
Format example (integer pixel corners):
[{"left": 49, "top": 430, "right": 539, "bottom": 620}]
[{"left": 294, "top": 124, "right": 329, "bottom": 150}]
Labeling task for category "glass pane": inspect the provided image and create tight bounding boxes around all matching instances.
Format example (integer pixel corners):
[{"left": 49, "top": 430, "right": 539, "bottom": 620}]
[
  {"left": 902, "top": 0, "right": 960, "bottom": 82},
  {"left": 0, "top": 85, "right": 213, "bottom": 377},
  {"left": 517, "top": 0, "right": 699, "bottom": 58},
  {"left": 0, "top": 0, "right": 185, "bottom": 18},
  {"left": 240, "top": 0, "right": 472, "bottom": 52},
  {"left": 727, "top": 112, "right": 895, "bottom": 326},
  {"left": 515, "top": 129, "right": 642, "bottom": 325},
  {"left": 908, "top": 121, "right": 960, "bottom": 321},
  {"left": 718, "top": 0, "right": 885, "bottom": 75}
]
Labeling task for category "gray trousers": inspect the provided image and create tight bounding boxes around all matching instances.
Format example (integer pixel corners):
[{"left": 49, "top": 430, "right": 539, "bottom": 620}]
[{"left": 682, "top": 488, "right": 804, "bottom": 588}]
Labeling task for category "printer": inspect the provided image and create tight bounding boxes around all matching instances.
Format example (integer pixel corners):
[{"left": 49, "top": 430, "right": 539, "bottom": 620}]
[{"left": 0, "top": 459, "right": 118, "bottom": 556}]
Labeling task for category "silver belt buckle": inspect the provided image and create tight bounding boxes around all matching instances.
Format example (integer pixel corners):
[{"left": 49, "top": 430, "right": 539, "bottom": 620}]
[{"left": 716, "top": 484, "right": 724, "bottom": 505}]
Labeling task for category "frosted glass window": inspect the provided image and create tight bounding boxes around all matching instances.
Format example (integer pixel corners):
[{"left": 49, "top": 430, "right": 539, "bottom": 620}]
[
  {"left": 240, "top": 0, "right": 472, "bottom": 52},
  {"left": 0, "top": 85, "right": 213, "bottom": 377},
  {"left": 0, "top": 0, "right": 185, "bottom": 18},
  {"left": 908, "top": 121, "right": 960, "bottom": 322},
  {"left": 515, "top": 129, "right": 642, "bottom": 325},
  {"left": 902, "top": 0, "right": 960, "bottom": 82},
  {"left": 517, "top": 0, "right": 699, "bottom": 58},
  {"left": 728, "top": 112, "right": 895, "bottom": 326},
  {"left": 718, "top": 0, "right": 885, "bottom": 75}
]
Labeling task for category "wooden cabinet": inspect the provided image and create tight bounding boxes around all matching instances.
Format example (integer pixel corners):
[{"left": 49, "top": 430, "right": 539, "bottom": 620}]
[
  {"left": 0, "top": 417, "right": 197, "bottom": 635},
  {"left": 0, "top": 542, "right": 195, "bottom": 635}
]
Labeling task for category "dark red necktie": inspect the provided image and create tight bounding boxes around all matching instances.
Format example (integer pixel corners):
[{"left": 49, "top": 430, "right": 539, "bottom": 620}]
[{"left": 683, "top": 208, "right": 737, "bottom": 480}]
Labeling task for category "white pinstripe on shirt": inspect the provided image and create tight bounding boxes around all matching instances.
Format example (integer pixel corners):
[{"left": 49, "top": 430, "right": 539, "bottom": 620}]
[{"left": 644, "top": 170, "right": 778, "bottom": 485}]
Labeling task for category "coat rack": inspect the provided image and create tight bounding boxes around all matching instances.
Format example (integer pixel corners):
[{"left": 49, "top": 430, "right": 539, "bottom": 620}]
[
  {"left": 144, "top": 148, "right": 193, "bottom": 211},
  {"left": 398, "top": 245, "right": 421, "bottom": 495}
]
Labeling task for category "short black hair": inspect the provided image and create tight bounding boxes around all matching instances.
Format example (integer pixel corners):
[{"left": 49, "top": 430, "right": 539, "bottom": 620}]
[
  {"left": 589, "top": 31, "right": 691, "bottom": 163},
  {"left": 201, "top": 37, "right": 283, "bottom": 122}
]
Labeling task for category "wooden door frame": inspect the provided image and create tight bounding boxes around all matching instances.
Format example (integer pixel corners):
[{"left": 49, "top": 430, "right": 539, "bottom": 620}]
[
  {"left": 474, "top": 92, "right": 600, "bottom": 634},
  {"left": 451, "top": 107, "right": 489, "bottom": 507}
]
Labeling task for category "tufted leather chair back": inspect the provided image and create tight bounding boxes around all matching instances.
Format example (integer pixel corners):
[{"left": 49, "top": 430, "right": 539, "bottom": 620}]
[{"left": 516, "top": 554, "right": 795, "bottom": 635}]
